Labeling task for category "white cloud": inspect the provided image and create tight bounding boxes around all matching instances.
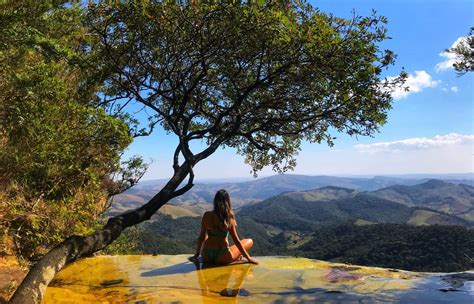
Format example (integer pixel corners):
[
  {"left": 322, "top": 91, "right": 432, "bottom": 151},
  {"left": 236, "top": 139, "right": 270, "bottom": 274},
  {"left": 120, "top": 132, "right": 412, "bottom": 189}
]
[
  {"left": 355, "top": 133, "right": 474, "bottom": 154},
  {"left": 436, "top": 36, "right": 470, "bottom": 72},
  {"left": 442, "top": 85, "right": 459, "bottom": 93},
  {"left": 388, "top": 70, "right": 440, "bottom": 100},
  {"left": 139, "top": 133, "right": 474, "bottom": 179},
  {"left": 295, "top": 137, "right": 473, "bottom": 176}
]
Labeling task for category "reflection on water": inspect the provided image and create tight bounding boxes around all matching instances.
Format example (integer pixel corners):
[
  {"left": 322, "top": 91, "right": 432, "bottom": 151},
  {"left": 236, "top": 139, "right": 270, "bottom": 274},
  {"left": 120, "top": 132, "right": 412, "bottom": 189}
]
[
  {"left": 43, "top": 255, "right": 473, "bottom": 303},
  {"left": 193, "top": 260, "right": 253, "bottom": 303}
]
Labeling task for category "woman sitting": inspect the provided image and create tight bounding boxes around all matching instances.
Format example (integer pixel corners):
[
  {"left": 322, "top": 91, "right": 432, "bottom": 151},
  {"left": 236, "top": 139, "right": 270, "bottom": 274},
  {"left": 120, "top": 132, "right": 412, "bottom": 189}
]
[{"left": 190, "top": 189, "right": 258, "bottom": 265}]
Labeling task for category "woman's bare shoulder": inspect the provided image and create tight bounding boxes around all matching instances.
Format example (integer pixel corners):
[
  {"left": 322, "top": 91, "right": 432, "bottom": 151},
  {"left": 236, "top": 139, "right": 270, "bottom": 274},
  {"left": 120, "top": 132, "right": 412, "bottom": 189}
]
[
  {"left": 202, "top": 211, "right": 216, "bottom": 228},
  {"left": 202, "top": 211, "right": 214, "bottom": 221}
]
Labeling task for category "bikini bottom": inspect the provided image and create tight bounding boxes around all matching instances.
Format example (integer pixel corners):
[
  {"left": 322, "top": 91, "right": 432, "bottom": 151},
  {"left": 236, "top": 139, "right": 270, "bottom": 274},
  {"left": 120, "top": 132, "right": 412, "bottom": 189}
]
[{"left": 202, "top": 247, "right": 230, "bottom": 264}]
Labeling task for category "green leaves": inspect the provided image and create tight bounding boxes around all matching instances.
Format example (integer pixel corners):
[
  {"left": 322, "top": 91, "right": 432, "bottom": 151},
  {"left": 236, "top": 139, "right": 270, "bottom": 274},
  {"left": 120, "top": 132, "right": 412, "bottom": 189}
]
[
  {"left": 1, "top": 1, "right": 137, "bottom": 260},
  {"left": 447, "top": 27, "right": 474, "bottom": 75},
  {"left": 82, "top": 1, "right": 403, "bottom": 176}
]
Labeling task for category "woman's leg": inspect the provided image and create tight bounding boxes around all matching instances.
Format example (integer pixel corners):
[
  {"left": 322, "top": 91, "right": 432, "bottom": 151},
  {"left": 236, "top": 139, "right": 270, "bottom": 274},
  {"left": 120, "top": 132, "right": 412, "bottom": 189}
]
[{"left": 219, "top": 239, "right": 254, "bottom": 264}]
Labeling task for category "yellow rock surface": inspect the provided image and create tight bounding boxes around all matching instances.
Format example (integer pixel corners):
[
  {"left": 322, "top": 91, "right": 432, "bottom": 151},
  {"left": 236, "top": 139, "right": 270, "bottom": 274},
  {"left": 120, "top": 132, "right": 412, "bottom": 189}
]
[{"left": 43, "top": 255, "right": 473, "bottom": 303}]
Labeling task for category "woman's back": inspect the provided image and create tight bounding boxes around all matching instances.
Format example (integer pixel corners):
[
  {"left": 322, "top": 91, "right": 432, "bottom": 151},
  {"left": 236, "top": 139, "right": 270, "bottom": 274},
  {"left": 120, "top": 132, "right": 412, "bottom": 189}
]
[{"left": 203, "top": 211, "right": 230, "bottom": 246}]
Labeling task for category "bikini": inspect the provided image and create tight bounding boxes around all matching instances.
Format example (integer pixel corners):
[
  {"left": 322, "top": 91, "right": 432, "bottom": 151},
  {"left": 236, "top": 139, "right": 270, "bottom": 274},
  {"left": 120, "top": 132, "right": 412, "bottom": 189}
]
[{"left": 202, "top": 227, "right": 230, "bottom": 264}]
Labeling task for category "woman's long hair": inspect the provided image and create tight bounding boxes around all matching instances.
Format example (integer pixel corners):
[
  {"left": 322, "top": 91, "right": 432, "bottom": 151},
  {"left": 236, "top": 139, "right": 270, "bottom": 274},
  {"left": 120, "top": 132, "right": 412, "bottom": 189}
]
[{"left": 213, "top": 189, "right": 235, "bottom": 230}]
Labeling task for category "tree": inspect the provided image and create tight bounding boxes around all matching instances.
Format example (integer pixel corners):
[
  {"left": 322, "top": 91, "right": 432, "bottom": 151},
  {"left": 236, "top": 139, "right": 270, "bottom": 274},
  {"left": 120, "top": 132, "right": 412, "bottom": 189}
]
[
  {"left": 10, "top": 1, "right": 405, "bottom": 302},
  {"left": 0, "top": 1, "right": 145, "bottom": 300},
  {"left": 446, "top": 27, "right": 474, "bottom": 75}
]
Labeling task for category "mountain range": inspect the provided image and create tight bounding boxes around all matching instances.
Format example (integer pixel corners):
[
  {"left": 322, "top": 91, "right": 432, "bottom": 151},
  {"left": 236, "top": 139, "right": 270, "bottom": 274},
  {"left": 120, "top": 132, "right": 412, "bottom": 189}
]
[{"left": 108, "top": 174, "right": 473, "bottom": 218}]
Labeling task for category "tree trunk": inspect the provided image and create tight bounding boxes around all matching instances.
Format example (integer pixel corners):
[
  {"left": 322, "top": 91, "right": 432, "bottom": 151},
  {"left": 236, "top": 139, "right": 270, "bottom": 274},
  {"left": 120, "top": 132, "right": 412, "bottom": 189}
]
[{"left": 9, "top": 166, "right": 191, "bottom": 304}]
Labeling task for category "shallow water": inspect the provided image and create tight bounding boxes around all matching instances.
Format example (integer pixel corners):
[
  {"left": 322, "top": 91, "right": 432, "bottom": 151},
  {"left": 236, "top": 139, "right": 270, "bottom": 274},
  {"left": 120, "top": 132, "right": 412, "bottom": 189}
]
[{"left": 43, "top": 255, "right": 473, "bottom": 303}]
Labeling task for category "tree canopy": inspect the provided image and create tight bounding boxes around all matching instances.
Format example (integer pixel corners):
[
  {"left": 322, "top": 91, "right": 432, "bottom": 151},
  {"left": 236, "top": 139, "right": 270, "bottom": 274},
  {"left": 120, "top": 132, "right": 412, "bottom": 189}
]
[
  {"left": 84, "top": 1, "right": 404, "bottom": 175},
  {"left": 446, "top": 27, "right": 474, "bottom": 75}
]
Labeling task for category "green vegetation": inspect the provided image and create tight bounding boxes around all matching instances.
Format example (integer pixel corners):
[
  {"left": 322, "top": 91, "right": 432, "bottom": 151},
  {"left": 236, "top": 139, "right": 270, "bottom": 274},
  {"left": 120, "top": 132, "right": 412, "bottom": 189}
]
[
  {"left": 370, "top": 180, "right": 474, "bottom": 221},
  {"left": 446, "top": 27, "right": 474, "bottom": 75},
  {"left": 407, "top": 209, "right": 471, "bottom": 226},
  {"left": 297, "top": 223, "right": 474, "bottom": 272},
  {"left": 114, "top": 214, "right": 474, "bottom": 272},
  {"left": 84, "top": 0, "right": 405, "bottom": 177},
  {"left": 101, "top": 226, "right": 142, "bottom": 255},
  {"left": 238, "top": 193, "right": 414, "bottom": 230},
  {"left": 0, "top": 2, "right": 146, "bottom": 261}
]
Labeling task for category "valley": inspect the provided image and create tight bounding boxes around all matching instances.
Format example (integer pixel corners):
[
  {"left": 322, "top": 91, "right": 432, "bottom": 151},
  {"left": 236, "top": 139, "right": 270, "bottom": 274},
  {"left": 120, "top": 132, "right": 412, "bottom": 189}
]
[{"left": 105, "top": 174, "right": 474, "bottom": 272}]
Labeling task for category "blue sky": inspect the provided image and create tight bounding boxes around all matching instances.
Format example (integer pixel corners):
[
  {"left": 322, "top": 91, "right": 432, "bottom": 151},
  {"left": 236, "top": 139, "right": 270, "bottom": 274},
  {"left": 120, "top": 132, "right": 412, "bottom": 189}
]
[{"left": 123, "top": 0, "right": 473, "bottom": 180}]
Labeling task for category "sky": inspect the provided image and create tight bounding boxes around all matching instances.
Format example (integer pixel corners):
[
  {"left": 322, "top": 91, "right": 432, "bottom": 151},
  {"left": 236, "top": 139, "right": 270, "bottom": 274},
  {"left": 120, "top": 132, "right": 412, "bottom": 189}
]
[{"left": 123, "top": 0, "right": 473, "bottom": 180}]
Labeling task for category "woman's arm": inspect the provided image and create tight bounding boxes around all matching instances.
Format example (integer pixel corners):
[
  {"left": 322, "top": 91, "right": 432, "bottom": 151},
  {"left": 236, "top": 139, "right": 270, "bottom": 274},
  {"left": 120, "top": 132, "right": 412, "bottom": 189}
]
[
  {"left": 192, "top": 215, "right": 207, "bottom": 259},
  {"left": 229, "top": 223, "right": 258, "bottom": 264}
]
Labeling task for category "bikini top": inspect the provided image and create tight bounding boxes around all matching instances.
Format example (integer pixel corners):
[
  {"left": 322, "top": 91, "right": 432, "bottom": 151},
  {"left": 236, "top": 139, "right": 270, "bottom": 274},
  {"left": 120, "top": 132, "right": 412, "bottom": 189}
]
[
  {"left": 207, "top": 227, "right": 229, "bottom": 238},
  {"left": 206, "top": 212, "right": 230, "bottom": 238}
]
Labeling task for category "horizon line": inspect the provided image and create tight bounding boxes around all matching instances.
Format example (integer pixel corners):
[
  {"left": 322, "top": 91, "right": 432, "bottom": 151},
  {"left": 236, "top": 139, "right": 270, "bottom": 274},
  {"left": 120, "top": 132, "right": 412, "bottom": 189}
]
[{"left": 138, "top": 172, "right": 474, "bottom": 182}]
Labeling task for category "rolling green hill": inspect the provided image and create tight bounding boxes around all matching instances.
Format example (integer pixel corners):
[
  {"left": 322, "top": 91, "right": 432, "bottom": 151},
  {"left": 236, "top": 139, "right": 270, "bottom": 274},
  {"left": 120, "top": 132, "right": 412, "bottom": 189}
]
[
  {"left": 370, "top": 180, "right": 474, "bottom": 221},
  {"left": 239, "top": 191, "right": 412, "bottom": 230},
  {"left": 407, "top": 209, "right": 472, "bottom": 226},
  {"left": 295, "top": 223, "right": 474, "bottom": 272},
  {"left": 237, "top": 183, "right": 473, "bottom": 230}
]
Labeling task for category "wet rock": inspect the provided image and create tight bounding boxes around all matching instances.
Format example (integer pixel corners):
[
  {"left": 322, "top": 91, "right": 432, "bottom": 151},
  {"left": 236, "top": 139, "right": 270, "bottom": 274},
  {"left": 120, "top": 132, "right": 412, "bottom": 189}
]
[
  {"left": 100, "top": 279, "right": 123, "bottom": 286},
  {"left": 239, "top": 288, "right": 251, "bottom": 296},
  {"left": 332, "top": 266, "right": 361, "bottom": 271},
  {"left": 220, "top": 288, "right": 239, "bottom": 297},
  {"left": 43, "top": 255, "right": 474, "bottom": 304},
  {"left": 438, "top": 288, "right": 463, "bottom": 293},
  {"left": 441, "top": 272, "right": 474, "bottom": 289},
  {"left": 325, "top": 268, "right": 364, "bottom": 282}
]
